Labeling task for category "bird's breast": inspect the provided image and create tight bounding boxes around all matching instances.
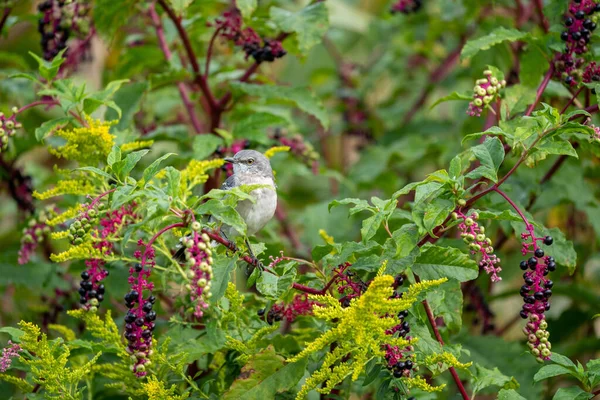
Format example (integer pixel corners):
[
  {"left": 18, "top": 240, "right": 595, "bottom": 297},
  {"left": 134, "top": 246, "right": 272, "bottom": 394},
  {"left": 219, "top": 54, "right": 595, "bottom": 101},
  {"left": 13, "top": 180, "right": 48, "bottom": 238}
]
[{"left": 236, "top": 176, "right": 277, "bottom": 235}]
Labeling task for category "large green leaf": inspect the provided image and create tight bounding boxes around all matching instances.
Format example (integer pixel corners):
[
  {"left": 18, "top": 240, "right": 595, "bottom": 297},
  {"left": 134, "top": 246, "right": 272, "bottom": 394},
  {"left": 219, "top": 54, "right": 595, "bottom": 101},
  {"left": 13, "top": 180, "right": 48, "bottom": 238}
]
[
  {"left": 498, "top": 389, "right": 527, "bottom": 400},
  {"left": 270, "top": 3, "right": 329, "bottom": 54},
  {"left": 223, "top": 347, "right": 306, "bottom": 400},
  {"left": 193, "top": 135, "right": 224, "bottom": 160},
  {"left": 237, "top": 0, "right": 257, "bottom": 19},
  {"left": 461, "top": 27, "right": 528, "bottom": 60},
  {"left": 413, "top": 244, "right": 478, "bottom": 282},
  {"left": 466, "top": 137, "right": 505, "bottom": 182},
  {"left": 552, "top": 387, "right": 593, "bottom": 400},
  {"left": 232, "top": 113, "right": 288, "bottom": 144},
  {"left": 230, "top": 83, "right": 329, "bottom": 129}
]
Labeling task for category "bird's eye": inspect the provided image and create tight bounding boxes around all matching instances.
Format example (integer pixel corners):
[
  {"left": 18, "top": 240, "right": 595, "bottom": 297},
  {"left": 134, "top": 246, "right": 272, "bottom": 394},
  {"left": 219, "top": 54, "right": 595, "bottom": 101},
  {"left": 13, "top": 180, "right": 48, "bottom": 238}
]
[{"left": 247, "top": 158, "right": 255, "bottom": 164}]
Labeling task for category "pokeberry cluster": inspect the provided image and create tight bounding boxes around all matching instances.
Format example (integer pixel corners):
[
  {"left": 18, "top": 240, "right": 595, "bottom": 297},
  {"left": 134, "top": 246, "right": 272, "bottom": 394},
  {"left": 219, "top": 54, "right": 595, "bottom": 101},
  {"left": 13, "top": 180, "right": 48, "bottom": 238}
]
[
  {"left": 18, "top": 206, "right": 56, "bottom": 264},
  {"left": 37, "top": 0, "right": 93, "bottom": 63},
  {"left": 67, "top": 206, "right": 99, "bottom": 245},
  {"left": 0, "top": 108, "right": 23, "bottom": 153},
  {"left": 78, "top": 267, "right": 107, "bottom": 311},
  {"left": 555, "top": 0, "right": 600, "bottom": 86},
  {"left": 390, "top": 0, "right": 423, "bottom": 14},
  {"left": 126, "top": 240, "right": 157, "bottom": 377},
  {"left": 518, "top": 234, "right": 554, "bottom": 361},
  {"left": 182, "top": 222, "right": 214, "bottom": 319},
  {"left": 271, "top": 129, "right": 320, "bottom": 174},
  {"left": 466, "top": 70, "right": 507, "bottom": 117},
  {"left": 453, "top": 207, "right": 502, "bottom": 282},
  {"left": 212, "top": 9, "right": 286, "bottom": 64},
  {"left": 384, "top": 275, "right": 417, "bottom": 378},
  {"left": 258, "top": 294, "right": 317, "bottom": 325}
]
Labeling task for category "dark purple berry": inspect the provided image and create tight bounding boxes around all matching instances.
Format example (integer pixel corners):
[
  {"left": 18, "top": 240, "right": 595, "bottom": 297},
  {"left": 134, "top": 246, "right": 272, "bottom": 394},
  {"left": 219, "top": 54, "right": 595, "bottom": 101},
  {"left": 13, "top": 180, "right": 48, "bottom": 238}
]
[
  {"left": 81, "top": 271, "right": 90, "bottom": 280},
  {"left": 97, "top": 294, "right": 104, "bottom": 302},
  {"left": 142, "top": 330, "right": 152, "bottom": 339},
  {"left": 125, "top": 312, "right": 136, "bottom": 323},
  {"left": 88, "top": 290, "right": 97, "bottom": 298},
  {"left": 565, "top": 17, "right": 574, "bottom": 26},
  {"left": 528, "top": 257, "right": 538, "bottom": 267},
  {"left": 565, "top": 76, "right": 574, "bottom": 85},
  {"left": 78, "top": 287, "right": 87, "bottom": 296},
  {"left": 405, "top": 360, "right": 413, "bottom": 369},
  {"left": 534, "top": 291, "right": 545, "bottom": 300},
  {"left": 543, "top": 268, "right": 549, "bottom": 276},
  {"left": 148, "top": 322, "right": 156, "bottom": 331},
  {"left": 97, "top": 284, "right": 105, "bottom": 294},
  {"left": 135, "top": 317, "right": 145, "bottom": 327},
  {"left": 135, "top": 263, "right": 143, "bottom": 272},
  {"left": 544, "top": 280, "right": 554, "bottom": 288},
  {"left": 545, "top": 303, "right": 551, "bottom": 311},
  {"left": 145, "top": 311, "right": 157, "bottom": 321},
  {"left": 547, "top": 262, "right": 556, "bottom": 272},
  {"left": 572, "top": 31, "right": 582, "bottom": 40},
  {"left": 394, "top": 274, "right": 405, "bottom": 287},
  {"left": 125, "top": 324, "right": 133, "bottom": 331},
  {"left": 520, "top": 261, "right": 528, "bottom": 270},
  {"left": 561, "top": 31, "right": 569, "bottom": 41},
  {"left": 524, "top": 296, "right": 535, "bottom": 304},
  {"left": 520, "top": 310, "right": 529, "bottom": 319},
  {"left": 126, "top": 302, "right": 134, "bottom": 309},
  {"left": 535, "top": 248, "right": 545, "bottom": 258},
  {"left": 80, "top": 297, "right": 87, "bottom": 304},
  {"left": 81, "top": 281, "right": 93, "bottom": 290},
  {"left": 148, "top": 295, "right": 156, "bottom": 304},
  {"left": 396, "top": 361, "right": 406, "bottom": 370},
  {"left": 525, "top": 277, "right": 534, "bottom": 286},
  {"left": 575, "top": 10, "right": 585, "bottom": 20},
  {"left": 142, "top": 302, "right": 153, "bottom": 313},
  {"left": 393, "top": 369, "right": 402, "bottom": 378},
  {"left": 257, "top": 308, "right": 265, "bottom": 316},
  {"left": 398, "top": 310, "right": 408, "bottom": 319},
  {"left": 543, "top": 236, "right": 553, "bottom": 245}
]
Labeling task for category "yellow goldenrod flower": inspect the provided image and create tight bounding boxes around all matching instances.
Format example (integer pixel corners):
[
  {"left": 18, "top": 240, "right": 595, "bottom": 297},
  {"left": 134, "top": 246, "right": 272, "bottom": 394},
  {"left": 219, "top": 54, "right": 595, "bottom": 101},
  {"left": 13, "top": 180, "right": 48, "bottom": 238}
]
[
  {"left": 46, "top": 204, "right": 85, "bottom": 226},
  {"left": 33, "top": 180, "right": 95, "bottom": 200},
  {"left": 50, "top": 243, "right": 101, "bottom": 263},
  {"left": 49, "top": 117, "right": 115, "bottom": 165},
  {"left": 264, "top": 145, "right": 290, "bottom": 158},
  {"left": 121, "top": 140, "right": 154, "bottom": 153}
]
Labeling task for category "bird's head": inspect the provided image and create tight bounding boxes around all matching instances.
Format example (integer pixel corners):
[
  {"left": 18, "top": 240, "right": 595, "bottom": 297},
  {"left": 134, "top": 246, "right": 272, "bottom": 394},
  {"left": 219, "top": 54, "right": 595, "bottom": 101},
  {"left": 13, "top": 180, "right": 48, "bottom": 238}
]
[{"left": 224, "top": 149, "right": 273, "bottom": 177}]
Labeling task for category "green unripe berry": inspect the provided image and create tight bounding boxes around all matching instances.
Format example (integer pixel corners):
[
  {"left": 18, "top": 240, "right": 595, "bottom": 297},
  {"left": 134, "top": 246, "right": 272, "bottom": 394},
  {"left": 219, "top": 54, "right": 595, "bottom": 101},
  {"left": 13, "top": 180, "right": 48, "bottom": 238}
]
[
  {"left": 532, "top": 348, "right": 540, "bottom": 356},
  {"left": 474, "top": 98, "right": 483, "bottom": 107},
  {"left": 541, "top": 349, "right": 551, "bottom": 357},
  {"left": 89, "top": 306, "right": 98, "bottom": 313},
  {"left": 90, "top": 298, "right": 99, "bottom": 306},
  {"left": 465, "top": 218, "right": 474, "bottom": 226},
  {"left": 74, "top": 237, "right": 83, "bottom": 245},
  {"left": 476, "top": 234, "right": 485, "bottom": 242},
  {"left": 73, "top": 221, "right": 82, "bottom": 229},
  {"left": 458, "top": 199, "right": 467, "bottom": 206}
]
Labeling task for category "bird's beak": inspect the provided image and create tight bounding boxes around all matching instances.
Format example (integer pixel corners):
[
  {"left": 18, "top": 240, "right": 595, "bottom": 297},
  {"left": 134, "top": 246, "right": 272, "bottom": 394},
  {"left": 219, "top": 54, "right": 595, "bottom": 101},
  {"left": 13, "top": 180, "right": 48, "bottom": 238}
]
[{"left": 224, "top": 157, "right": 235, "bottom": 163}]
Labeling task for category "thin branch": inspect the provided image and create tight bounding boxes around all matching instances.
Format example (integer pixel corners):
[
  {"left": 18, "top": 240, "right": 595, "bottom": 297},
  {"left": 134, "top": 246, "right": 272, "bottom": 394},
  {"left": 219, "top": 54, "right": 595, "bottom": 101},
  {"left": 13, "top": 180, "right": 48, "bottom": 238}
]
[
  {"left": 0, "top": 7, "right": 10, "bottom": 34},
  {"left": 560, "top": 87, "right": 584, "bottom": 114},
  {"left": 524, "top": 63, "right": 555, "bottom": 116},
  {"left": 533, "top": 0, "right": 550, "bottom": 33},
  {"left": 149, "top": 3, "right": 205, "bottom": 133},
  {"left": 156, "top": 0, "right": 219, "bottom": 112},
  {"left": 204, "top": 27, "right": 222, "bottom": 78}
]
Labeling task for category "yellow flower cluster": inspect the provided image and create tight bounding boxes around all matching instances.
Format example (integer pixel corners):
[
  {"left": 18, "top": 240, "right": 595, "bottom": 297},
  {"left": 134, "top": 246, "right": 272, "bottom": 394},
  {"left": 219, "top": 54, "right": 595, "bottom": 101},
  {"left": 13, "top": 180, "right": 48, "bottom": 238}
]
[
  {"left": 287, "top": 273, "right": 447, "bottom": 399},
  {"left": 50, "top": 231, "right": 70, "bottom": 240},
  {"left": 425, "top": 352, "right": 473, "bottom": 370},
  {"left": 181, "top": 158, "right": 224, "bottom": 191},
  {"left": 404, "top": 375, "right": 446, "bottom": 392},
  {"left": 264, "top": 145, "right": 290, "bottom": 158},
  {"left": 49, "top": 117, "right": 115, "bottom": 164},
  {"left": 33, "top": 179, "right": 95, "bottom": 200},
  {"left": 46, "top": 204, "right": 85, "bottom": 226},
  {"left": 15, "top": 321, "right": 100, "bottom": 399},
  {"left": 121, "top": 140, "right": 154, "bottom": 152},
  {"left": 319, "top": 229, "right": 335, "bottom": 245},
  {"left": 141, "top": 376, "right": 189, "bottom": 400},
  {"left": 50, "top": 243, "right": 102, "bottom": 263}
]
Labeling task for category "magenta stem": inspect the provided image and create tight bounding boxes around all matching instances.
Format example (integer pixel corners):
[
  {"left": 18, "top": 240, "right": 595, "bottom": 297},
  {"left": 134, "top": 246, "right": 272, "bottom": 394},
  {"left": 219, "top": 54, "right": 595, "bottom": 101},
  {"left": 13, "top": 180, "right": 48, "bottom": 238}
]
[
  {"left": 493, "top": 187, "right": 537, "bottom": 250},
  {"left": 524, "top": 63, "right": 555, "bottom": 117}
]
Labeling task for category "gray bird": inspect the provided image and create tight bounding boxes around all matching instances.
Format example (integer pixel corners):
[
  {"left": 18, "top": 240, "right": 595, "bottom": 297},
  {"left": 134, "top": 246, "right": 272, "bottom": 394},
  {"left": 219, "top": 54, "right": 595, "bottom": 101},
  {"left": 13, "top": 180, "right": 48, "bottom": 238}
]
[{"left": 175, "top": 150, "right": 277, "bottom": 268}]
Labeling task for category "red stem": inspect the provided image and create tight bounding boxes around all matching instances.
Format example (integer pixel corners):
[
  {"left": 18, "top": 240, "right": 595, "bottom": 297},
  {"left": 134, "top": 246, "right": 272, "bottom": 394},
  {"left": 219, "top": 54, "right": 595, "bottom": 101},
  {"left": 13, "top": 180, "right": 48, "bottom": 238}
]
[
  {"left": 560, "top": 87, "right": 584, "bottom": 114},
  {"left": 0, "top": 7, "right": 10, "bottom": 34},
  {"left": 16, "top": 99, "right": 59, "bottom": 114},
  {"left": 149, "top": 4, "right": 205, "bottom": 134},
  {"left": 204, "top": 27, "right": 222, "bottom": 78},
  {"left": 533, "top": 0, "right": 549, "bottom": 33},
  {"left": 492, "top": 188, "right": 536, "bottom": 249},
  {"left": 89, "top": 188, "right": 116, "bottom": 208},
  {"left": 147, "top": 222, "right": 186, "bottom": 248},
  {"left": 156, "top": 0, "right": 219, "bottom": 113},
  {"left": 524, "top": 63, "right": 555, "bottom": 117}
]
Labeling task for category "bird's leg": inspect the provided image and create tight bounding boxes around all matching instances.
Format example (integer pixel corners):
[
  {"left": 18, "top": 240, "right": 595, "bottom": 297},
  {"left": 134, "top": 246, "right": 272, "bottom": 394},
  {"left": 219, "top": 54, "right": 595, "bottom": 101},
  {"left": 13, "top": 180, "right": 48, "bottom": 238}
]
[
  {"left": 245, "top": 238, "right": 263, "bottom": 275},
  {"left": 220, "top": 230, "right": 237, "bottom": 255}
]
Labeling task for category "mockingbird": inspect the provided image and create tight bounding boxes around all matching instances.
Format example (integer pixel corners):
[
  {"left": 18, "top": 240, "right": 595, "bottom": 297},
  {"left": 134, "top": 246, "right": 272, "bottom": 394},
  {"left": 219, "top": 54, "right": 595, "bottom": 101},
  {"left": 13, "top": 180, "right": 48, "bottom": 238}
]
[{"left": 175, "top": 149, "right": 277, "bottom": 268}]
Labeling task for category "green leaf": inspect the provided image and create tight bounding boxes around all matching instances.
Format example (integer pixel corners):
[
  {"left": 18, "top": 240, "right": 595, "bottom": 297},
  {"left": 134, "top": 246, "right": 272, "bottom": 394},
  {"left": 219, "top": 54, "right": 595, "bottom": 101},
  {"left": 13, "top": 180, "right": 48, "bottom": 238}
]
[
  {"left": 196, "top": 200, "right": 246, "bottom": 235},
  {"left": 413, "top": 244, "right": 479, "bottom": 282},
  {"left": 427, "top": 280, "right": 463, "bottom": 333},
  {"left": 193, "top": 135, "right": 224, "bottom": 160},
  {"left": 471, "top": 364, "right": 518, "bottom": 395},
  {"left": 112, "top": 149, "right": 149, "bottom": 181},
  {"left": 498, "top": 389, "right": 527, "bottom": 400},
  {"left": 461, "top": 27, "right": 528, "bottom": 60},
  {"left": 552, "top": 387, "right": 593, "bottom": 400},
  {"left": 270, "top": 3, "right": 329, "bottom": 54},
  {"left": 422, "top": 197, "right": 455, "bottom": 235},
  {"left": 77, "top": 166, "right": 113, "bottom": 180},
  {"left": 466, "top": 137, "right": 505, "bottom": 182},
  {"left": 210, "top": 255, "right": 238, "bottom": 304},
  {"left": 164, "top": 166, "right": 181, "bottom": 199},
  {"left": 105, "top": 81, "right": 148, "bottom": 130},
  {"left": 361, "top": 212, "right": 385, "bottom": 243},
  {"left": 28, "top": 49, "right": 66, "bottom": 81},
  {"left": 550, "top": 352, "right": 577, "bottom": 369},
  {"left": 430, "top": 91, "right": 472, "bottom": 109},
  {"left": 223, "top": 347, "right": 307, "bottom": 400},
  {"left": 83, "top": 79, "right": 129, "bottom": 117},
  {"left": 534, "top": 364, "right": 577, "bottom": 382},
  {"left": 544, "top": 227, "right": 577, "bottom": 275},
  {"left": 107, "top": 145, "right": 121, "bottom": 166},
  {"left": 232, "top": 113, "right": 289, "bottom": 144},
  {"left": 256, "top": 271, "right": 279, "bottom": 299},
  {"left": 111, "top": 185, "right": 136, "bottom": 209},
  {"left": 328, "top": 198, "right": 372, "bottom": 215},
  {"left": 143, "top": 153, "right": 176, "bottom": 186},
  {"left": 0, "top": 327, "right": 24, "bottom": 341},
  {"left": 392, "top": 223, "right": 419, "bottom": 258},
  {"left": 237, "top": 0, "right": 257, "bottom": 19},
  {"left": 230, "top": 82, "right": 329, "bottom": 129},
  {"left": 35, "top": 117, "right": 72, "bottom": 141}
]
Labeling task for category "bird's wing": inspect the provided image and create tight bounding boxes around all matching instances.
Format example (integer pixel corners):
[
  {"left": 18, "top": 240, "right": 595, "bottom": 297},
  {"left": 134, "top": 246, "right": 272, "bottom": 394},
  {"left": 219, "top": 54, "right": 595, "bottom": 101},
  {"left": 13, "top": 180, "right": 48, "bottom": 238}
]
[{"left": 220, "top": 174, "right": 236, "bottom": 191}]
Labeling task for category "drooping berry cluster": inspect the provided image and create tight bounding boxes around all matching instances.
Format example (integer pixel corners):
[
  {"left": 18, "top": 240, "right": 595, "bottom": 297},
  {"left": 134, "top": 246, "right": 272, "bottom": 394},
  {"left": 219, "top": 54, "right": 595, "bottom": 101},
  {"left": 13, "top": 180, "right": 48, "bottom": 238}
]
[
  {"left": 18, "top": 206, "right": 56, "bottom": 264},
  {"left": 271, "top": 129, "right": 320, "bottom": 174},
  {"left": 0, "top": 108, "right": 23, "bottom": 153},
  {"left": 216, "top": 139, "right": 251, "bottom": 175},
  {"left": 453, "top": 208, "right": 502, "bottom": 282},
  {"left": 125, "top": 240, "right": 157, "bottom": 377},
  {"left": 555, "top": 0, "right": 600, "bottom": 86},
  {"left": 384, "top": 275, "right": 416, "bottom": 378},
  {"left": 0, "top": 341, "right": 21, "bottom": 373},
  {"left": 390, "top": 0, "right": 423, "bottom": 14},
  {"left": 37, "top": 0, "right": 93, "bottom": 65},
  {"left": 77, "top": 202, "right": 138, "bottom": 309},
  {"left": 518, "top": 233, "right": 554, "bottom": 361},
  {"left": 182, "top": 222, "right": 214, "bottom": 319},
  {"left": 259, "top": 293, "right": 318, "bottom": 325},
  {"left": 466, "top": 70, "right": 507, "bottom": 117},
  {"left": 211, "top": 9, "right": 286, "bottom": 64},
  {"left": 335, "top": 263, "right": 367, "bottom": 307}
]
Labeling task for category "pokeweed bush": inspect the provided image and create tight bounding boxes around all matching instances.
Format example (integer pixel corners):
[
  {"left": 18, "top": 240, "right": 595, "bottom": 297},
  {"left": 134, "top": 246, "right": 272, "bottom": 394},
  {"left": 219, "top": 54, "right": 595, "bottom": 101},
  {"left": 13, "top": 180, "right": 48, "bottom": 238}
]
[{"left": 1, "top": 0, "right": 600, "bottom": 399}]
